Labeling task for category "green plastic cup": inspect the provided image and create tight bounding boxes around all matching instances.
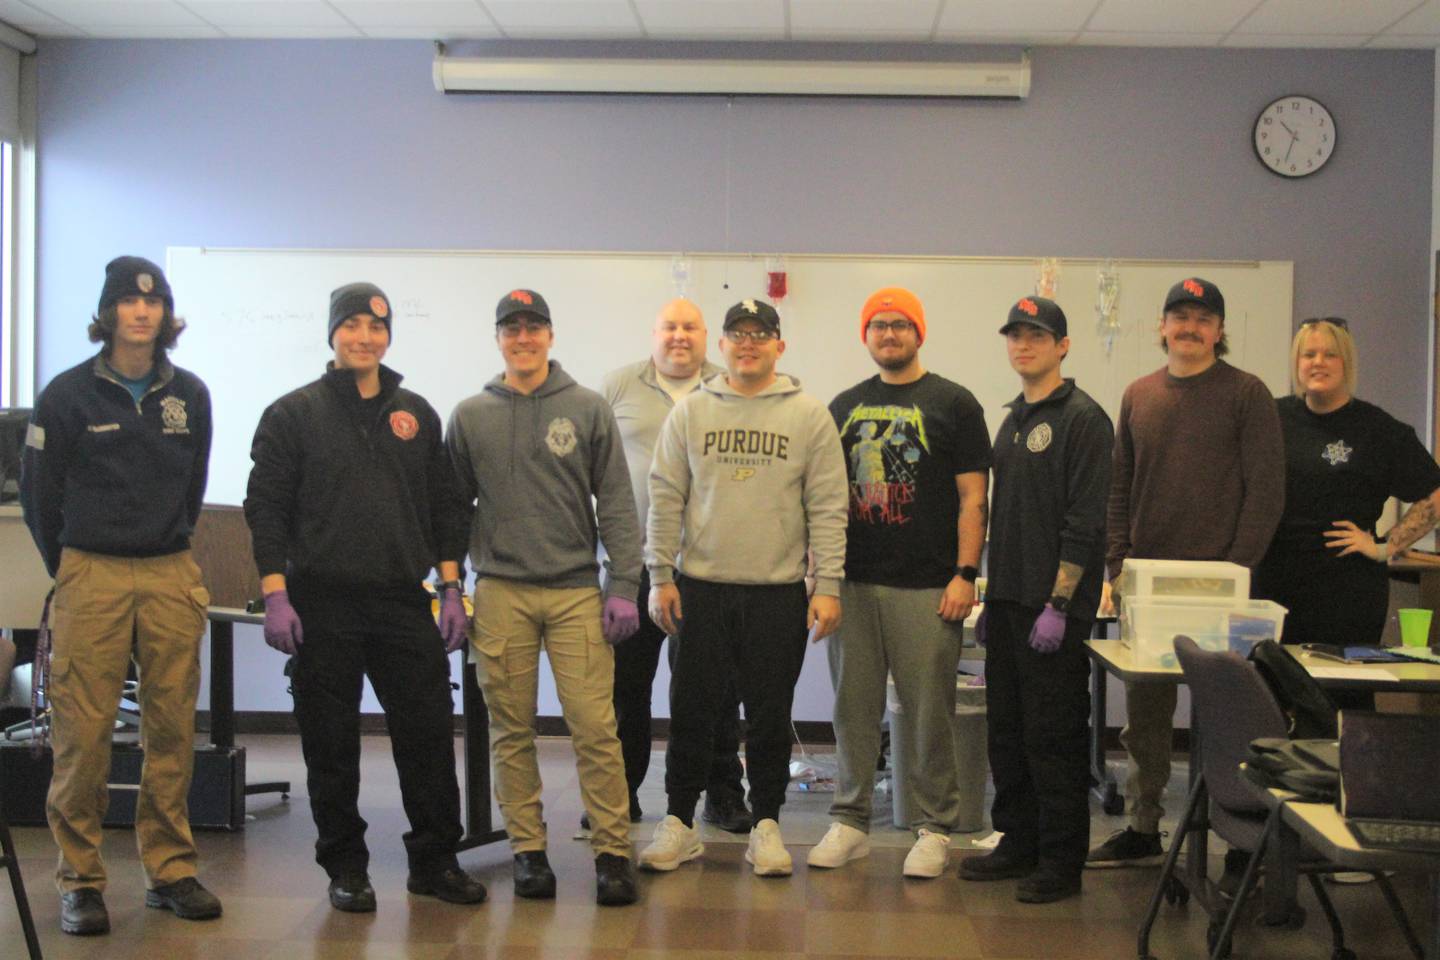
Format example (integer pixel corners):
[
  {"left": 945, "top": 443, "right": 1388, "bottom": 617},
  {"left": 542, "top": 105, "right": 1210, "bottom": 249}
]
[{"left": 1398, "top": 608, "right": 1434, "bottom": 647}]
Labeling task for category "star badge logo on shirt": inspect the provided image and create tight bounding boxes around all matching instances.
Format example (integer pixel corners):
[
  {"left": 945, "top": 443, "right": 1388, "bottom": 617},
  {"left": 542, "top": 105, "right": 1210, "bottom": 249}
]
[{"left": 1321, "top": 439, "right": 1352, "bottom": 466}]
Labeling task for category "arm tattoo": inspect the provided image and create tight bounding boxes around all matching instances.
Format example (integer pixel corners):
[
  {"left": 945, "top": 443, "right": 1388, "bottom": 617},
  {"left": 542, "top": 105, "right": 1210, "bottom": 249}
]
[
  {"left": 1051, "top": 561, "right": 1083, "bottom": 601},
  {"left": 1386, "top": 495, "right": 1440, "bottom": 554}
]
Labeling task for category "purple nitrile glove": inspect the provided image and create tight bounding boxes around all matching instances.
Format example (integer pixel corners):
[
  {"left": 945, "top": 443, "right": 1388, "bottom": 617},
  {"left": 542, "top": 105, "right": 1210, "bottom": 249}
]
[
  {"left": 1028, "top": 605, "right": 1067, "bottom": 654},
  {"left": 602, "top": 596, "right": 640, "bottom": 646},
  {"left": 439, "top": 587, "right": 468, "bottom": 653},
  {"left": 974, "top": 607, "right": 988, "bottom": 648},
  {"left": 263, "top": 589, "right": 304, "bottom": 655}
]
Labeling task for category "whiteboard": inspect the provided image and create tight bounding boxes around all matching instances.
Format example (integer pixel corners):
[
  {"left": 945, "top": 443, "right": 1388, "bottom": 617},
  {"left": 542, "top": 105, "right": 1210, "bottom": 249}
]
[{"left": 167, "top": 247, "right": 1293, "bottom": 507}]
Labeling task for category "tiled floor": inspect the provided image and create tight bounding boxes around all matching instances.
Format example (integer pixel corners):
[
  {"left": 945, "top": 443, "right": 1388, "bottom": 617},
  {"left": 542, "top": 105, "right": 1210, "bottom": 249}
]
[{"left": 0, "top": 734, "right": 1432, "bottom": 959}]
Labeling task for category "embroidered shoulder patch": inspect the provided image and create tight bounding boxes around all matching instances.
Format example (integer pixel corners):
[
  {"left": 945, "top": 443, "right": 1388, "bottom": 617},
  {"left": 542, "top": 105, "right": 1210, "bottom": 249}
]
[{"left": 24, "top": 423, "right": 42, "bottom": 449}]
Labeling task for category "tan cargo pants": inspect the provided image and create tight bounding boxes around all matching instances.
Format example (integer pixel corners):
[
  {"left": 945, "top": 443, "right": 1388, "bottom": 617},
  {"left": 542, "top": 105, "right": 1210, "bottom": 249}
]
[
  {"left": 46, "top": 547, "right": 209, "bottom": 893},
  {"left": 470, "top": 579, "right": 631, "bottom": 858}
]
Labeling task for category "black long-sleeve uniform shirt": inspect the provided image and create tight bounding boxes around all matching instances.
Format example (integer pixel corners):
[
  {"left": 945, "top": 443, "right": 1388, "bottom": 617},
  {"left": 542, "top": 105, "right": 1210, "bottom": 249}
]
[
  {"left": 244, "top": 363, "right": 468, "bottom": 614},
  {"left": 21, "top": 353, "right": 211, "bottom": 575},
  {"left": 987, "top": 379, "right": 1114, "bottom": 618}
]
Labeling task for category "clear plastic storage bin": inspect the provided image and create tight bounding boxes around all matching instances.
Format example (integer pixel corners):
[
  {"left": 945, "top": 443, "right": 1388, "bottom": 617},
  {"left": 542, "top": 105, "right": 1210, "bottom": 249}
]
[{"left": 1121, "top": 596, "right": 1287, "bottom": 668}]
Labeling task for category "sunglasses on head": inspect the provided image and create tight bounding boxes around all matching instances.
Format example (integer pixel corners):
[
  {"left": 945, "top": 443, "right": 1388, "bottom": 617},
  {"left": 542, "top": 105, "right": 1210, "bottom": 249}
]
[{"left": 1300, "top": 316, "right": 1349, "bottom": 331}]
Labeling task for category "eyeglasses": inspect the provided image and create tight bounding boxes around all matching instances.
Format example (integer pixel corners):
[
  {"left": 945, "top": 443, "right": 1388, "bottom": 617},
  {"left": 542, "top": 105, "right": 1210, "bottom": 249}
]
[
  {"left": 498, "top": 320, "right": 550, "bottom": 337},
  {"left": 868, "top": 320, "right": 915, "bottom": 335},
  {"left": 1300, "top": 316, "right": 1349, "bottom": 331},
  {"left": 724, "top": 328, "right": 779, "bottom": 343}
]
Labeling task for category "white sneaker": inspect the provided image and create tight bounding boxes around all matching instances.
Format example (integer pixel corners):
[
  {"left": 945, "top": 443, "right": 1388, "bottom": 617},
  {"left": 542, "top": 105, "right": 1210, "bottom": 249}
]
[
  {"left": 806, "top": 821, "right": 871, "bottom": 868},
  {"left": 902, "top": 828, "right": 952, "bottom": 878},
  {"left": 638, "top": 815, "right": 704, "bottom": 872},
  {"left": 746, "top": 818, "right": 793, "bottom": 876}
]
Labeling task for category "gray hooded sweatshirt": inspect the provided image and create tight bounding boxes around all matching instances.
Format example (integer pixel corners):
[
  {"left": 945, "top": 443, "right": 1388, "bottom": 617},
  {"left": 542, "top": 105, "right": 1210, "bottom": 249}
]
[
  {"left": 447, "top": 360, "right": 641, "bottom": 600},
  {"left": 647, "top": 372, "right": 848, "bottom": 596}
]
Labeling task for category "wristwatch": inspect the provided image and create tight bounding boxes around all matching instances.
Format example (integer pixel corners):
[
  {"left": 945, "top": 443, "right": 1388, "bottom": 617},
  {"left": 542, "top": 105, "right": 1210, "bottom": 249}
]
[
  {"left": 955, "top": 565, "right": 979, "bottom": 584},
  {"left": 434, "top": 579, "right": 464, "bottom": 593},
  {"left": 1048, "top": 594, "right": 1071, "bottom": 613}
]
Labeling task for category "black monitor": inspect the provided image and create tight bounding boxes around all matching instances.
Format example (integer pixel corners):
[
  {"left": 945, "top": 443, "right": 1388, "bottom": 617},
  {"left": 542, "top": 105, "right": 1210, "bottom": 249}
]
[{"left": 0, "top": 408, "right": 32, "bottom": 503}]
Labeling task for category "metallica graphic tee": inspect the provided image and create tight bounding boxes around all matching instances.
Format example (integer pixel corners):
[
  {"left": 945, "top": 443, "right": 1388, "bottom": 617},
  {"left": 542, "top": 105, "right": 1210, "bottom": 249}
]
[{"left": 829, "top": 372, "right": 991, "bottom": 588}]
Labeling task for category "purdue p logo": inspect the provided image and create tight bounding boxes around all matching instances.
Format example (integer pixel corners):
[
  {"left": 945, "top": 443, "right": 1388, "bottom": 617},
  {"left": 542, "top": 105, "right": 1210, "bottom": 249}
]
[{"left": 731, "top": 467, "right": 756, "bottom": 482}]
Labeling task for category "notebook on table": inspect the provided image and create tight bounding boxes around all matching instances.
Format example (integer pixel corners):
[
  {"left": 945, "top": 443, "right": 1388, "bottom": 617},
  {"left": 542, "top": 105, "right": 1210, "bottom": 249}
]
[{"left": 1337, "top": 710, "right": 1440, "bottom": 853}]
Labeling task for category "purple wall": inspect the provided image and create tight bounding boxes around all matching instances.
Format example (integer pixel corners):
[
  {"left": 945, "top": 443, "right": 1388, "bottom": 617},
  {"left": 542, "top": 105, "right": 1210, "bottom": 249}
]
[{"left": 35, "top": 40, "right": 1435, "bottom": 430}]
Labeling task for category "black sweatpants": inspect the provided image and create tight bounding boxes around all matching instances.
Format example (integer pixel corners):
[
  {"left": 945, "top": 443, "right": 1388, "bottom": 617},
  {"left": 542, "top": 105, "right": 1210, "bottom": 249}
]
[
  {"left": 613, "top": 568, "right": 745, "bottom": 804},
  {"left": 984, "top": 599, "right": 1092, "bottom": 876},
  {"left": 289, "top": 591, "right": 463, "bottom": 879},
  {"left": 665, "top": 576, "right": 808, "bottom": 824}
]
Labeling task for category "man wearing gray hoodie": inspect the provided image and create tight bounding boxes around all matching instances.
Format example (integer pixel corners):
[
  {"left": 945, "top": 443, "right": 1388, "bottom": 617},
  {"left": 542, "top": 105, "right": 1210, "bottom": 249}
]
[
  {"left": 446, "top": 289, "right": 643, "bottom": 907},
  {"left": 639, "top": 298, "right": 848, "bottom": 878}
]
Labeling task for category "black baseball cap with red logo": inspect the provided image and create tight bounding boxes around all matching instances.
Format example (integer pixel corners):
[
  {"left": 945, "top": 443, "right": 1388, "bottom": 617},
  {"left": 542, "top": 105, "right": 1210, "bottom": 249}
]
[
  {"left": 999, "top": 296, "right": 1067, "bottom": 338},
  {"left": 496, "top": 289, "right": 552, "bottom": 326},
  {"left": 1163, "top": 277, "right": 1225, "bottom": 319}
]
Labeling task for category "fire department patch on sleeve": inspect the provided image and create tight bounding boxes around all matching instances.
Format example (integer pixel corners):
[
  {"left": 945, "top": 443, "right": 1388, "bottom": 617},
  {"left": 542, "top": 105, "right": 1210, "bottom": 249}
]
[
  {"left": 1026, "top": 422, "right": 1052, "bottom": 453},
  {"left": 390, "top": 410, "right": 419, "bottom": 441}
]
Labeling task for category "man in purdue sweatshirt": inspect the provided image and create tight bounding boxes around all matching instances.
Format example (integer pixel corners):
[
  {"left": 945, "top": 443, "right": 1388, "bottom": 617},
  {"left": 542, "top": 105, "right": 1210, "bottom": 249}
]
[{"left": 639, "top": 298, "right": 848, "bottom": 878}]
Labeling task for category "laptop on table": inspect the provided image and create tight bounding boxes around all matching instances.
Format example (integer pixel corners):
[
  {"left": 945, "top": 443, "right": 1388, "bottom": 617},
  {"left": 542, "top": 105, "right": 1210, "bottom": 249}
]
[{"left": 1338, "top": 711, "right": 1440, "bottom": 853}]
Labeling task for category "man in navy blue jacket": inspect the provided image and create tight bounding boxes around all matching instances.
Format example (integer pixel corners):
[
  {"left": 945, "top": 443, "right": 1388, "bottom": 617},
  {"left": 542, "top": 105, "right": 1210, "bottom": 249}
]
[{"left": 21, "top": 256, "right": 220, "bottom": 935}]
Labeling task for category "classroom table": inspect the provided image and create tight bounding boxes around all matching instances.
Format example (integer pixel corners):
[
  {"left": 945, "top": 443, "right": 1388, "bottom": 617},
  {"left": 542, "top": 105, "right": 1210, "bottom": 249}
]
[
  {"left": 1087, "top": 640, "right": 1440, "bottom": 813},
  {"left": 1254, "top": 783, "right": 1439, "bottom": 960},
  {"left": 205, "top": 607, "right": 508, "bottom": 851},
  {"left": 1090, "top": 638, "right": 1440, "bottom": 933}
]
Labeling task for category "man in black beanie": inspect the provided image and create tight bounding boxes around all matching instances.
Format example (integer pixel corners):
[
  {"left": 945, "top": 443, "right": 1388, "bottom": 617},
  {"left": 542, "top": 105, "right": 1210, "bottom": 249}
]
[
  {"left": 244, "top": 281, "right": 485, "bottom": 913},
  {"left": 21, "top": 255, "right": 221, "bottom": 935}
]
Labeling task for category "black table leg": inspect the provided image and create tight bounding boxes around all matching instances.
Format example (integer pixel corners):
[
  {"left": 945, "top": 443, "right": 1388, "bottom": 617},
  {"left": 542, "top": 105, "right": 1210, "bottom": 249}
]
[{"left": 458, "top": 652, "right": 507, "bottom": 850}]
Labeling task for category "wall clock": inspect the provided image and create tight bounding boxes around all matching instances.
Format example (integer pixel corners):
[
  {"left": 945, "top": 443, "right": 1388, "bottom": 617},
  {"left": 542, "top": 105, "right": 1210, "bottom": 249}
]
[{"left": 1254, "top": 95, "right": 1336, "bottom": 178}]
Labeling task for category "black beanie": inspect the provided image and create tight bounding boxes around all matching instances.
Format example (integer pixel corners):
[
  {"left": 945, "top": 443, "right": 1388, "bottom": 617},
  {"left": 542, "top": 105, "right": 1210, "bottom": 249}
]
[
  {"left": 328, "top": 282, "right": 392, "bottom": 345},
  {"left": 98, "top": 256, "right": 172, "bottom": 314}
]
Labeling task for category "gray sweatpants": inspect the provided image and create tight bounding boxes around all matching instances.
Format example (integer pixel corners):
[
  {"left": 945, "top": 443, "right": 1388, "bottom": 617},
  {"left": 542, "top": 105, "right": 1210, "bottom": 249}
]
[{"left": 827, "top": 580, "right": 964, "bottom": 834}]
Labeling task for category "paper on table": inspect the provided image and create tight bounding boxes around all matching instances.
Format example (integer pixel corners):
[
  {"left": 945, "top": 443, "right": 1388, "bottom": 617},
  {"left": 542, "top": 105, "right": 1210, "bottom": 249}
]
[{"left": 1306, "top": 665, "right": 1401, "bottom": 682}]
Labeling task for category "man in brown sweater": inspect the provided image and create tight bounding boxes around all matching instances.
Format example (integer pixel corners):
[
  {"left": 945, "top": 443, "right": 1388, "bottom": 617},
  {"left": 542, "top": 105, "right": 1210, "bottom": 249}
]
[{"left": 1088, "top": 277, "right": 1283, "bottom": 868}]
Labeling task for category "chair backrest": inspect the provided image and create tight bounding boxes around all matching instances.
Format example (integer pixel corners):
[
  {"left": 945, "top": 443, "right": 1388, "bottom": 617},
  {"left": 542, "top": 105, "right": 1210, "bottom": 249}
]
[{"left": 1174, "top": 635, "right": 1290, "bottom": 815}]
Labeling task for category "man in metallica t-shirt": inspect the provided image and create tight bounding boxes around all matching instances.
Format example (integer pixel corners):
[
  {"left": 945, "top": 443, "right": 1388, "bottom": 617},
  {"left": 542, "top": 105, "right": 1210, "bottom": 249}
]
[{"left": 808, "top": 287, "right": 992, "bottom": 880}]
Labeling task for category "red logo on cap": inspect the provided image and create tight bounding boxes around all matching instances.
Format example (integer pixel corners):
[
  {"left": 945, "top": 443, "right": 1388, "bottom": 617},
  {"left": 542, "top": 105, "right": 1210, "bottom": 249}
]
[
  {"left": 509, "top": 290, "right": 533, "bottom": 305},
  {"left": 1017, "top": 298, "right": 1039, "bottom": 316},
  {"left": 370, "top": 295, "right": 389, "bottom": 319},
  {"left": 389, "top": 410, "right": 419, "bottom": 441},
  {"left": 1183, "top": 279, "right": 1205, "bottom": 298}
]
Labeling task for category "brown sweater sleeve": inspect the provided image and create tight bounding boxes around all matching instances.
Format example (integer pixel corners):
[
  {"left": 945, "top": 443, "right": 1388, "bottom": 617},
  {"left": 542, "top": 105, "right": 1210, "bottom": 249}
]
[{"left": 1225, "top": 375, "right": 1285, "bottom": 568}]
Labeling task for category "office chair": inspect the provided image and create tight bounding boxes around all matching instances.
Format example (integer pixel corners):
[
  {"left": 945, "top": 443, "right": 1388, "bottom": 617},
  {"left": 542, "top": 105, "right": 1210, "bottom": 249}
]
[{"left": 1137, "top": 635, "right": 1420, "bottom": 960}]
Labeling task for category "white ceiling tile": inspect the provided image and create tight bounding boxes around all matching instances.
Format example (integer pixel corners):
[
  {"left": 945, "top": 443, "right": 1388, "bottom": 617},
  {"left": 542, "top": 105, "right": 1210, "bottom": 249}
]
[
  {"left": 1384, "top": 0, "right": 1440, "bottom": 35},
  {"left": 331, "top": 1, "right": 494, "bottom": 28},
  {"left": 0, "top": 0, "right": 85, "bottom": 33},
  {"left": 1087, "top": 0, "right": 1259, "bottom": 34},
  {"left": 1236, "top": 0, "right": 1422, "bottom": 35},
  {"left": 38, "top": 1, "right": 212, "bottom": 28},
  {"left": 1221, "top": 32, "right": 1374, "bottom": 48},
  {"left": 1076, "top": 30, "right": 1225, "bottom": 46},
  {"left": 361, "top": 23, "right": 501, "bottom": 37},
  {"left": 634, "top": 0, "right": 786, "bottom": 39},
  {"left": 485, "top": 0, "right": 640, "bottom": 36},
  {"left": 220, "top": 23, "right": 366, "bottom": 36},
  {"left": 936, "top": 0, "right": 1093, "bottom": 34},
  {"left": 1367, "top": 32, "right": 1440, "bottom": 47},
  {"left": 87, "top": 23, "right": 225, "bottom": 36},
  {"left": 790, "top": 1, "right": 941, "bottom": 40},
  {"left": 180, "top": 1, "right": 352, "bottom": 28}
]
